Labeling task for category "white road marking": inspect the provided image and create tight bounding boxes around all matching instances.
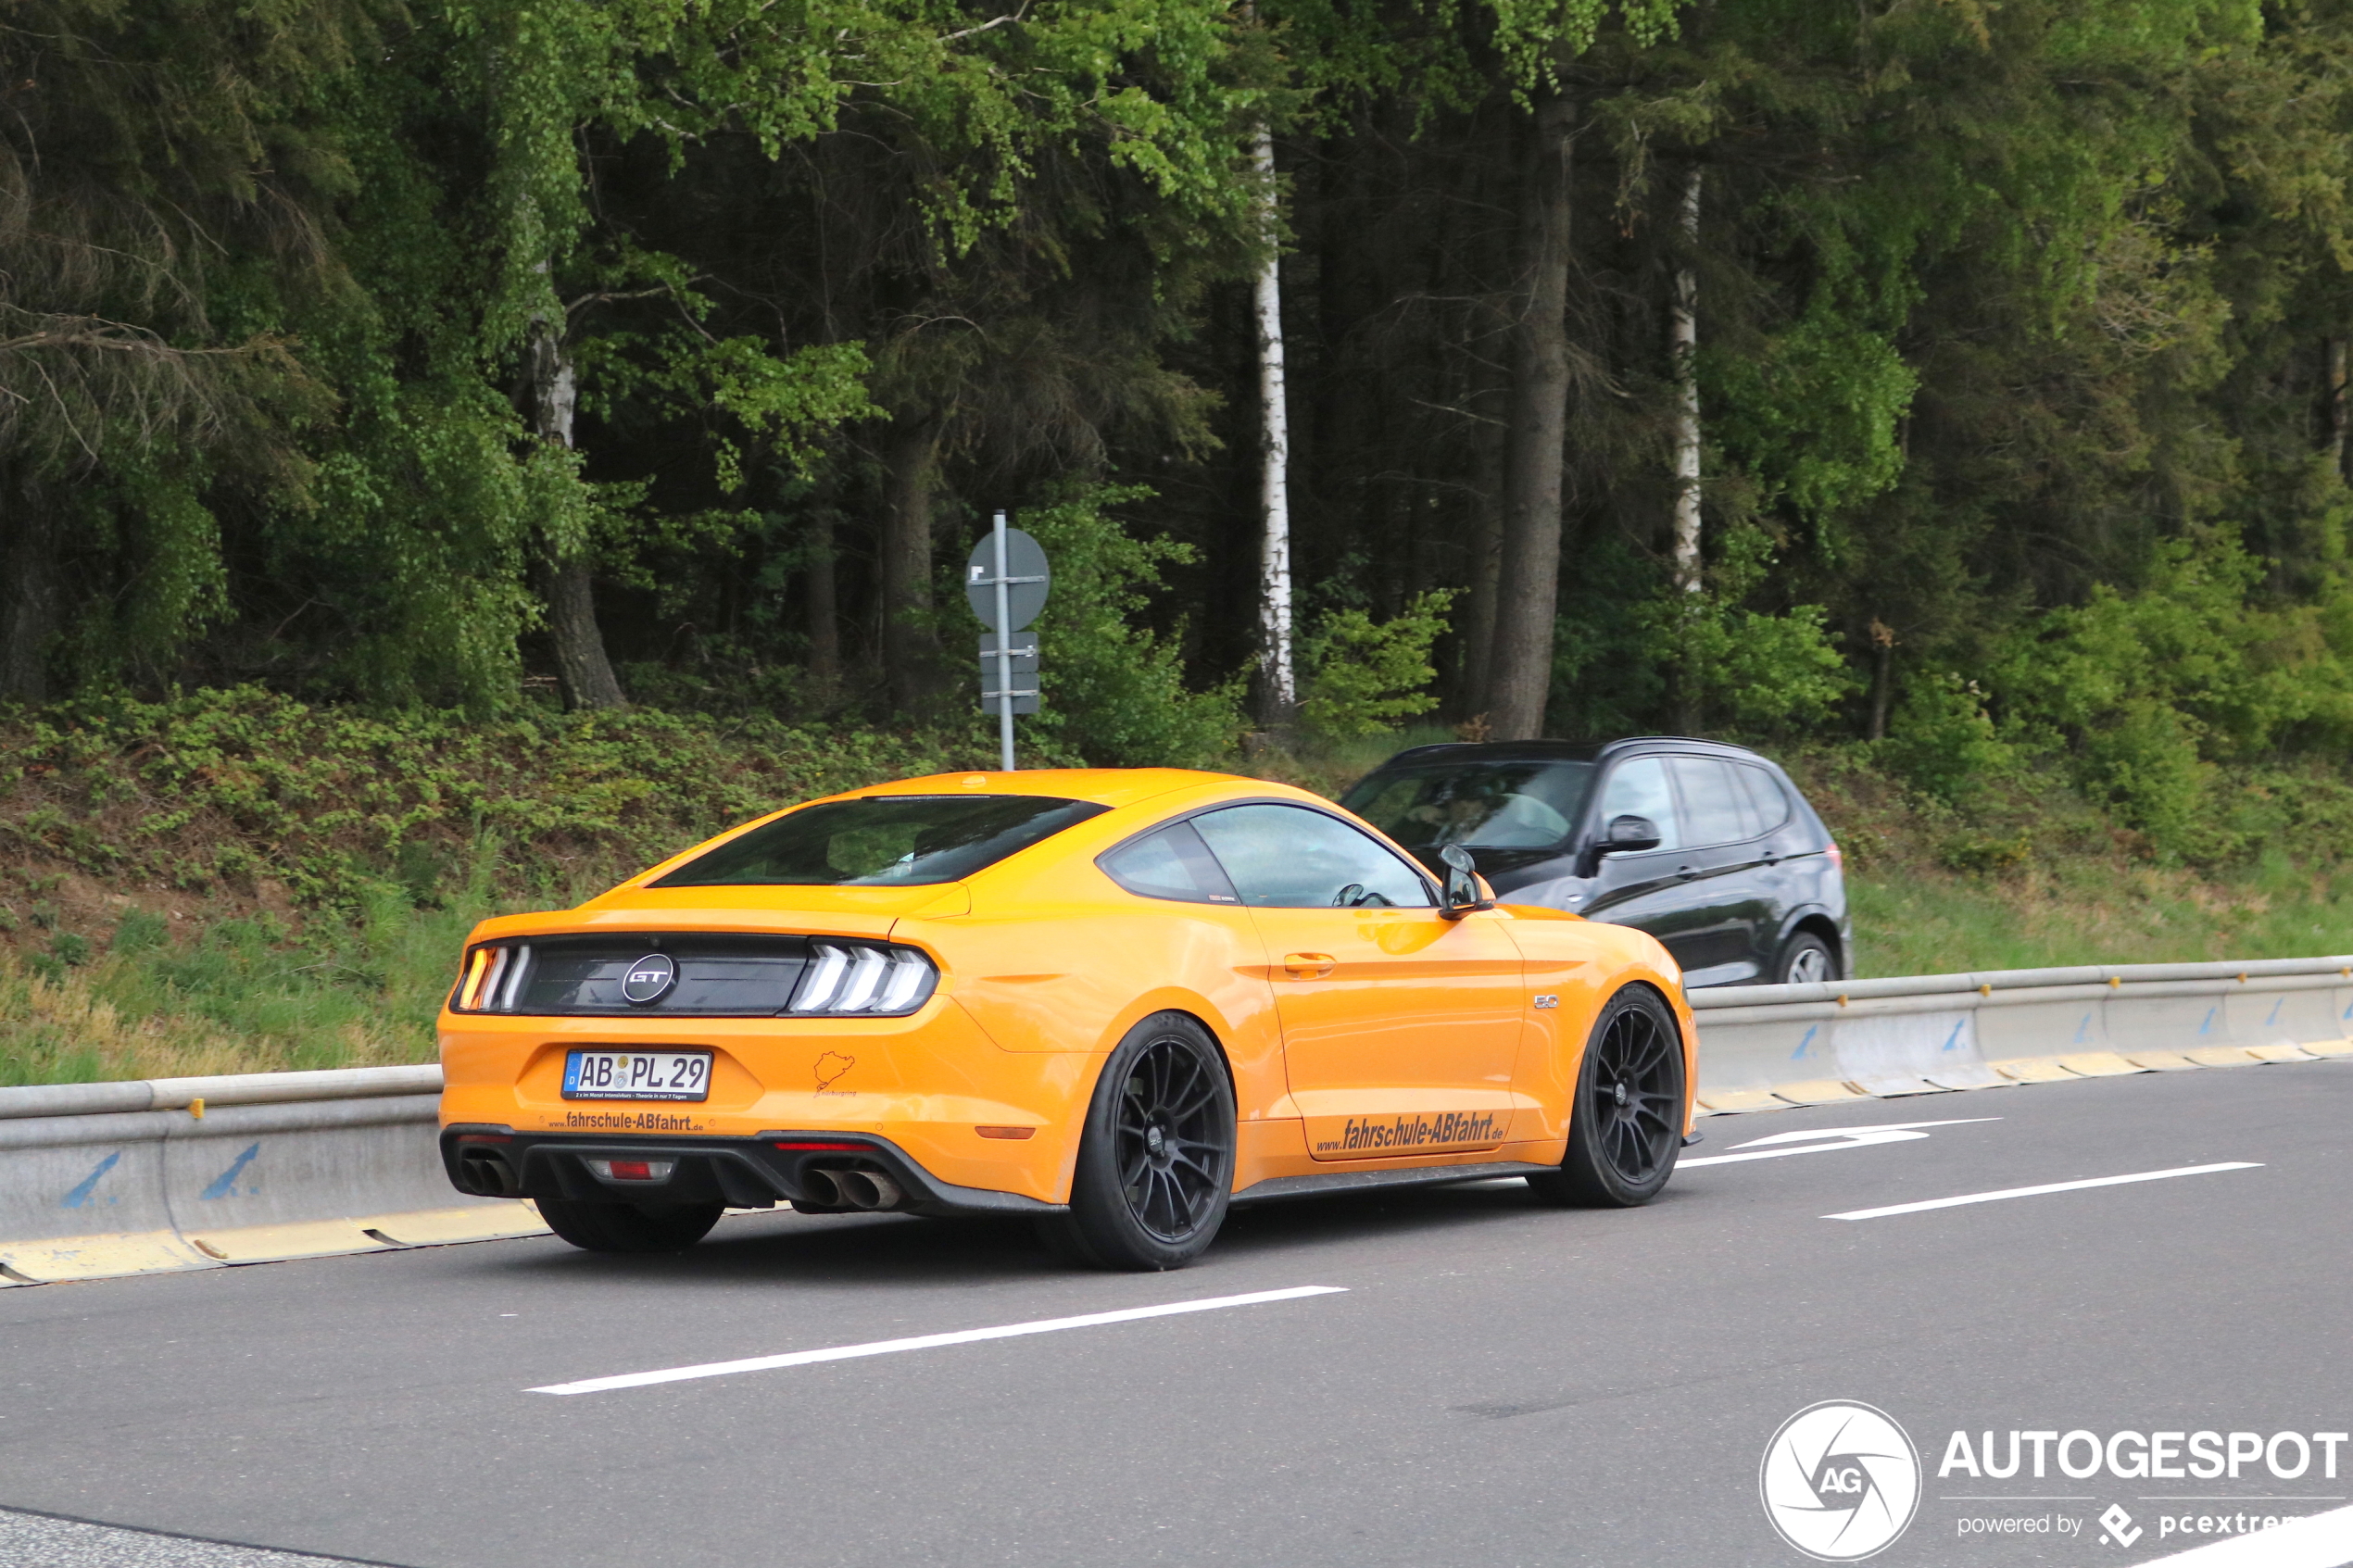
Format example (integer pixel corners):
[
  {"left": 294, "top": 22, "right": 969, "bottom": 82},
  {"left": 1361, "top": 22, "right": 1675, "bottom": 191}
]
[
  {"left": 527, "top": 1285, "right": 1349, "bottom": 1396},
  {"left": 1682, "top": 1117, "right": 2000, "bottom": 1168},
  {"left": 2131, "top": 1499, "right": 2353, "bottom": 1565},
  {"left": 1825, "top": 1162, "right": 2263, "bottom": 1221}
]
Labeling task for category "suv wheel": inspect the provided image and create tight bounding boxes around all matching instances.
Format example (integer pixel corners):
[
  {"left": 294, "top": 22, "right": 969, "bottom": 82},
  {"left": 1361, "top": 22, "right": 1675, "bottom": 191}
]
[{"left": 1776, "top": 932, "right": 1837, "bottom": 985}]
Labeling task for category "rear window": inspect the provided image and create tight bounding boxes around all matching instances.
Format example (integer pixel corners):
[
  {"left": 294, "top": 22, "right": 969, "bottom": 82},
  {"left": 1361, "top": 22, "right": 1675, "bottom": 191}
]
[
  {"left": 650, "top": 795, "right": 1108, "bottom": 887},
  {"left": 1341, "top": 759, "right": 1596, "bottom": 852},
  {"left": 1735, "top": 763, "right": 1793, "bottom": 833}
]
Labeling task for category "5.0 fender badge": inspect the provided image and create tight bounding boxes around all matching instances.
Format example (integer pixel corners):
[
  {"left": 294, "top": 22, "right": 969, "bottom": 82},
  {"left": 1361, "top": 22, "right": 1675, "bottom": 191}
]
[{"left": 622, "top": 953, "right": 676, "bottom": 1006}]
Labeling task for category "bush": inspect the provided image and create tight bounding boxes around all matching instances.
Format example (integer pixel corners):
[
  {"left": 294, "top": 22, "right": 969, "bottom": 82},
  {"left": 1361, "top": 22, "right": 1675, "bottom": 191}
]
[
  {"left": 1981, "top": 531, "right": 2353, "bottom": 860},
  {"left": 2078, "top": 696, "right": 2221, "bottom": 860},
  {"left": 1019, "top": 486, "right": 1247, "bottom": 768},
  {"left": 1642, "top": 524, "right": 1854, "bottom": 731},
  {"left": 1299, "top": 591, "right": 1456, "bottom": 741},
  {"left": 1884, "top": 672, "right": 2016, "bottom": 806}
]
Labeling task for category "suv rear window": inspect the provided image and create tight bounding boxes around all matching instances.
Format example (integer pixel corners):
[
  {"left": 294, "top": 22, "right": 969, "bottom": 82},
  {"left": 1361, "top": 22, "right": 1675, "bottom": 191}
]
[
  {"left": 650, "top": 795, "right": 1108, "bottom": 887},
  {"left": 1341, "top": 759, "right": 1595, "bottom": 852}
]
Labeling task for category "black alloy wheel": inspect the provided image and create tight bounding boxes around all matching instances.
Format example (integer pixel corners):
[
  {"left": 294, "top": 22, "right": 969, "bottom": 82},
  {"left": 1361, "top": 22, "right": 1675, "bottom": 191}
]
[
  {"left": 1114, "top": 1033, "right": 1229, "bottom": 1241},
  {"left": 1530, "top": 986, "right": 1685, "bottom": 1208},
  {"left": 537, "top": 1198, "right": 724, "bottom": 1253},
  {"left": 1039, "top": 1011, "right": 1236, "bottom": 1270}
]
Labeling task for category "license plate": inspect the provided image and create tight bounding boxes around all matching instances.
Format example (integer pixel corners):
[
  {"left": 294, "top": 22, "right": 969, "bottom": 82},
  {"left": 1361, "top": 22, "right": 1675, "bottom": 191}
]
[{"left": 561, "top": 1049, "right": 712, "bottom": 1101}]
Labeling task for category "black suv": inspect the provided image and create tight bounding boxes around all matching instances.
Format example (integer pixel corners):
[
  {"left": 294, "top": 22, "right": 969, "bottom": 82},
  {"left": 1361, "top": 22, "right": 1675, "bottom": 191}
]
[{"left": 1340, "top": 737, "right": 1851, "bottom": 987}]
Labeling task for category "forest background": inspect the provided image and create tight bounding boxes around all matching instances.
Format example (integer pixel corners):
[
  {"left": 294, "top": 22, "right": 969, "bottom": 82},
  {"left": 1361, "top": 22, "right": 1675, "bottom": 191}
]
[{"left": 13, "top": 0, "right": 2353, "bottom": 1082}]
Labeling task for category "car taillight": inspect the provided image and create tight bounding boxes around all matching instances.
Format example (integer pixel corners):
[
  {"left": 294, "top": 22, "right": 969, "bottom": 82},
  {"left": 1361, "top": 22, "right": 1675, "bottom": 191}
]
[
  {"left": 1826, "top": 843, "right": 1844, "bottom": 874},
  {"left": 790, "top": 943, "right": 937, "bottom": 1016},
  {"left": 453, "top": 942, "right": 534, "bottom": 1012},
  {"left": 455, "top": 948, "right": 489, "bottom": 1009}
]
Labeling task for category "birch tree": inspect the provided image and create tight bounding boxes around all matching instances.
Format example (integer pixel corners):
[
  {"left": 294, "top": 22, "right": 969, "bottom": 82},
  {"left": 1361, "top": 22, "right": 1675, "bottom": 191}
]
[
  {"left": 1252, "top": 123, "right": 1298, "bottom": 727},
  {"left": 1669, "top": 165, "right": 1702, "bottom": 599}
]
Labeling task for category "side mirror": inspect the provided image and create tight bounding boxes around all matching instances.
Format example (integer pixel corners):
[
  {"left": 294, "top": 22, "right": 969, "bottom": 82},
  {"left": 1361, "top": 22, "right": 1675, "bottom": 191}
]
[
  {"left": 1600, "top": 814, "right": 1663, "bottom": 856},
  {"left": 1438, "top": 844, "right": 1493, "bottom": 920}
]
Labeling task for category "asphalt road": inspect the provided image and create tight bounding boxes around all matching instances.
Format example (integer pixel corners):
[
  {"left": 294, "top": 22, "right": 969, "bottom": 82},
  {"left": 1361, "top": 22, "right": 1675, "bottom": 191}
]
[{"left": 3, "top": 1059, "right": 2349, "bottom": 1568}]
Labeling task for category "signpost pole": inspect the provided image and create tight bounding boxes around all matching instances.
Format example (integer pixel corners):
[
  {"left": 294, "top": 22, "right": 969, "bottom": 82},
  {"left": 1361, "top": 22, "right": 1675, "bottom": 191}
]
[{"left": 992, "top": 510, "right": 1015, "bottom": 771}]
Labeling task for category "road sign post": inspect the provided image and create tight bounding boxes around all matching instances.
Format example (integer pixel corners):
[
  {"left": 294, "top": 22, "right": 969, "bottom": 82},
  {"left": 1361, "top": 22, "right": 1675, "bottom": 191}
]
[
  {"left": 966, "top": 512, "right": 1049, "bottom": 771},
  {"left": 991, "top": 519, "right": 1013, "bottom": 770}
]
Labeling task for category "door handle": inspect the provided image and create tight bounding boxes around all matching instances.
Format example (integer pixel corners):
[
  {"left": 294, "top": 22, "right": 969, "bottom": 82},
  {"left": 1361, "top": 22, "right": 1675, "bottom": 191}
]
[
  {"left": 1677, "top": 865, "right": 1698, "bottom": 882},
  {"left": 1282, "top": 952, "right": 1337, "bottom": 979}
]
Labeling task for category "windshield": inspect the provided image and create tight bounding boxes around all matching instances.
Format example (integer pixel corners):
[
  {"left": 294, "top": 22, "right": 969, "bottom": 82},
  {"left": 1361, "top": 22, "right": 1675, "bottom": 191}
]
[
  {"left": 650, "top": 795, "right": 1108, "bottom": 887},
  {"left": 1340, "top": 759, "right": 1596, "bottom": 852}
]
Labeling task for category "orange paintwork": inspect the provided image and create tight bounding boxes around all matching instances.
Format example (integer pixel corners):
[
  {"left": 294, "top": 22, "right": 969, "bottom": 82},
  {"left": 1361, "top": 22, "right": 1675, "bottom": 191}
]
[{"left": 436, "top": 768, "right": 1698, "bottom": 1205}]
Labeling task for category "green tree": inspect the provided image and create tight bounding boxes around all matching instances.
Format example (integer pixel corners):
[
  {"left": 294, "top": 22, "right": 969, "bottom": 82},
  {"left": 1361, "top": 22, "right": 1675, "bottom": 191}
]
[{"left": 0, "top": 0, "right": 359, "bottom": 701}]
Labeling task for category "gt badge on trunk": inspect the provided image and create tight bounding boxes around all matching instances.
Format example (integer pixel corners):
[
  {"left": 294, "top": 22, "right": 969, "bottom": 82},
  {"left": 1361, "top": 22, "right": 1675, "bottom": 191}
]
[{"left": 621, "top": 952, "right": 675, "bottom": 1005}]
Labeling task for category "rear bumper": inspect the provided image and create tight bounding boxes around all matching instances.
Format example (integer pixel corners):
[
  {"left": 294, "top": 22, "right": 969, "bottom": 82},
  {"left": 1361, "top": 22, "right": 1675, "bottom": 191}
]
[
  {"left": 437, "top": 999, "right": 1096, "bottom": 1203},
  {"left": 440, "top": 1125, "right": 1066, "bottom": 1218}
]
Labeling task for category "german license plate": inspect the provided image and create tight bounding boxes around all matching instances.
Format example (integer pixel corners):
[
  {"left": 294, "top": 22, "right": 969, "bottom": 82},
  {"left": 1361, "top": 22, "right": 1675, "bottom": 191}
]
[{"left": 561, "top": 1048, "right": 712, "bottom": 1101}]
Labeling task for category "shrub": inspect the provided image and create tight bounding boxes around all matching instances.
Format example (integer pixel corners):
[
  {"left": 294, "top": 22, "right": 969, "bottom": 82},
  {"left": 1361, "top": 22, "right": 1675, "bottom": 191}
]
[
  {"left": 1982, "top": 531, "right": 2353, "bottom": 859},
  {"left": 1884, "top": 672, "right": 2016, "bottom": 806},
  {"left": 1299, "top": 591, "right": 1457, "bottom": 741},
  {"left": 1018, "top": 486, "right": 1247, "bottom": 768},
  {"left": 1642, "top": 524, "right": 1855, "bottom": 731}
]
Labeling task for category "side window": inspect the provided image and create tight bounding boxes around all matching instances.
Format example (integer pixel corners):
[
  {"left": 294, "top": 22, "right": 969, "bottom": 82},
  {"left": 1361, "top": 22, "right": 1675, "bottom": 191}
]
[
  {"left": 1727, "top": 771, "right": 1762, "bottom": 840},
  {"left": 1594, "top": 757, "right": 1682, "bottom": 852},
  {"left": 1098, "top": 822, "right": 1240, "bottom": 905},
  {"left": 1668, "top": 756, "right": 1749, "bottom": 847},
  {"left": 1192, "top": 805, "right": 1434, "bottom": 909},
  {"left": 1735, "top": 763, "right": 1793, "bottom": 833}
]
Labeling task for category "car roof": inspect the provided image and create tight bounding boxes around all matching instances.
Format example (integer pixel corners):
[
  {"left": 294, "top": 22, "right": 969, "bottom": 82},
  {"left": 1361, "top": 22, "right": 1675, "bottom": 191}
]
[
  {"left": 1366, "top": 736, "right": 1779, "bottom": 771},
  {"left": 848, "top": 768, "right": 1252, "bottom": 811}
]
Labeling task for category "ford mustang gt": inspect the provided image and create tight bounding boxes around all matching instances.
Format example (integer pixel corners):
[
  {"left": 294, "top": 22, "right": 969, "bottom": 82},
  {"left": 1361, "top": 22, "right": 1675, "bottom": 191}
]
[{"left": 437, "top": 769, "right": 1695, "bottom": 1270}]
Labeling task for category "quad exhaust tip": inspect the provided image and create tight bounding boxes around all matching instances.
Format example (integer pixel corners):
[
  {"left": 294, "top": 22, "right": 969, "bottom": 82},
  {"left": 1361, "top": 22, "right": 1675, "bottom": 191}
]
[
  {"left": 459, "top": 1150, "right": 522, "bottom": 1198},
  {"left": 801, "top": 1164, "right": 903, "bottom": 1211}
]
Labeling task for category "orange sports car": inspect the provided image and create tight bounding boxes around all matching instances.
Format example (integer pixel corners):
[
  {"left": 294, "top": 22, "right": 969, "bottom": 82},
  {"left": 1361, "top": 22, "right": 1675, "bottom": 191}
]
[{"left": 437, "top": 769, "right": 1696, "bottom": 1270}]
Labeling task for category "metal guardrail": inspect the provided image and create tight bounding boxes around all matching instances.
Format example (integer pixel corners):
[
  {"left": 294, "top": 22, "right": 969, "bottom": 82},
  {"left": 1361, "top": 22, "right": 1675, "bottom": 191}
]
[
  {"left": 3, "top": 957, "right": 2349, "bottom": 1286},
  {"left": 0, "top": 1064, "right": 442, "bottom": 1121},
  {"left": 1687, "top": 955, "right": 2353, "bottom": 1110}
]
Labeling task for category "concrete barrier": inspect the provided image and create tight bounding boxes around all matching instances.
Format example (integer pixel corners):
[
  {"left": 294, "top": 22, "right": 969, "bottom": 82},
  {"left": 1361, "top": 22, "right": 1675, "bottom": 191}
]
[
  {"left": 1690, "top": 957, "right": 2353, "bottom": 1112},
  {"left": 0, "top": 1067, "right": 541, "bottom": 1286},
  {"left": 0, "top": 1109, "right": 203, "bottom": 1280}
]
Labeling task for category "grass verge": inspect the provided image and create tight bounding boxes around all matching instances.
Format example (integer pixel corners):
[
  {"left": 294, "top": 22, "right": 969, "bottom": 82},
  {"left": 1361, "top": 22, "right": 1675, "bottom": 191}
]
[{"left": 1, "top": 900, "right": 484, "bottom": 1085}]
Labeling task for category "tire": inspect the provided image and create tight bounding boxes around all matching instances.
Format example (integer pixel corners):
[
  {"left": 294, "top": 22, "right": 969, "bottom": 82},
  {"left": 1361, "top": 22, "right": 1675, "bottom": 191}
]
[
  {"left": 1775, "top": 931, "right": 1838, "bottom": 986},
  {"left": 1529, "top": 985, "right": 1685, "bottom": 1208},
  {"left": 1036, "top": 1011, "right": 1237, "bottom": 1271},
  {"left": 538, "top": 1198, "right": 724, "bottom": 1253}
]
